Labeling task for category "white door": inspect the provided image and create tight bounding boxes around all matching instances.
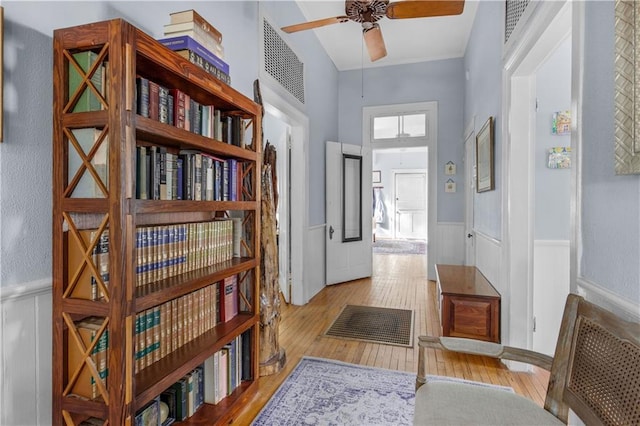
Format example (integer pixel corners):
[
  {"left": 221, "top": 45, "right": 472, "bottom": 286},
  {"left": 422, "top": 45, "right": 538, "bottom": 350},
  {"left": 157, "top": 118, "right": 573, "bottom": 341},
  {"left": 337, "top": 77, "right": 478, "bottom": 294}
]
[
  {"left": 394, "top": 172, "right": 426, "bottom": 240},
  {"left": 464, "top": 130, "right": 475, "bottom": 265},
  {"left": 326, "top": 141, "right": 372, "bottom": 285}
]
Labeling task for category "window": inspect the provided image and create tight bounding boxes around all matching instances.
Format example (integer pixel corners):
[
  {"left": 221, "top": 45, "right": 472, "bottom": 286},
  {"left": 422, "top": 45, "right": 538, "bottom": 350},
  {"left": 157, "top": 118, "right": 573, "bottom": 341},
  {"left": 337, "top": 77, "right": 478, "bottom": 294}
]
[{"left": 373, "top": 112, "right": 427, "bottom": 141}]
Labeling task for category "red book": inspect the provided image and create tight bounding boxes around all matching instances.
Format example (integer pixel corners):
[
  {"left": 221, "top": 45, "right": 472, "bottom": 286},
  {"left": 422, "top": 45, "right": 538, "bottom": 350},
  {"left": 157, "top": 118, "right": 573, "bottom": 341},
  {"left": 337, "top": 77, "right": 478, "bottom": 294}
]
[
  {"left": 170, "top": 88, "right": 186, "bottom": 129},
  {"left": 148, "top": 81, "right": 159, "bottom": 121}
]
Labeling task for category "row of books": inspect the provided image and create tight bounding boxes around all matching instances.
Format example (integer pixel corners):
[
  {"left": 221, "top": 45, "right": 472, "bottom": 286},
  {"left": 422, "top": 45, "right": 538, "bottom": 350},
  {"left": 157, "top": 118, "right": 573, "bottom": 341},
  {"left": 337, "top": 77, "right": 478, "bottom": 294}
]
[
  {"left": 136, "top": 78, "right": 246, "bottom": 146},
  {"left": 67, "top": 218, "right": 241, "bottom": 301},
  {"left": 159, "top": 330, "right": 251, "bottom": 423},
  {"left": 67, "top": 317, "right": 109, "bottom": 401},
  {"left": 135, "top": 219, "right": 238, "bottom": 288},
  {"left": 136, "top": 146, "right": 244, "bottom": 202},
  {"left": 135, "top": 276, "right": 237, "bottom": 373},
  {"left": 68, "top": 276, "right": 238, "bottom": 401}
]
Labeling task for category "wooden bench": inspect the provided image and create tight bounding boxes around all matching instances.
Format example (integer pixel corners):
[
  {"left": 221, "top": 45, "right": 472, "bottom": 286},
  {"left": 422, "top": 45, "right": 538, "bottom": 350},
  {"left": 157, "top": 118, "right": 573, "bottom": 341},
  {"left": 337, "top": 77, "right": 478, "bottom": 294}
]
[{"left": 435, "top": 264, "right": 500, "bottom": 343}]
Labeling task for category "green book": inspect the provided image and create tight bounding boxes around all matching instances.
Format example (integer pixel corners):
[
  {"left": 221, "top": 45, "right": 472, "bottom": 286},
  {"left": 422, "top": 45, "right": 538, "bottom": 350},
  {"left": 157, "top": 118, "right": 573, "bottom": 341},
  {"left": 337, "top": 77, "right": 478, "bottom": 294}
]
[{"left": 68, "top": 51, "right": 104, "bottom": 112}]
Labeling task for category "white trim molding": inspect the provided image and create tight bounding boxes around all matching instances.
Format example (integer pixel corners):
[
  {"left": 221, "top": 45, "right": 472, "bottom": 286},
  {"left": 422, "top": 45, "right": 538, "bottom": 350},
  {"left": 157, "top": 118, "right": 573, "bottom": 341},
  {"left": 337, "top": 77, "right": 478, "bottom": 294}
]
[
  {"left": 576, "top": 277, "right": 640, "bottom": 323},
  {"left": 0, "top": 278, "right": 51, "bottom": 301}
]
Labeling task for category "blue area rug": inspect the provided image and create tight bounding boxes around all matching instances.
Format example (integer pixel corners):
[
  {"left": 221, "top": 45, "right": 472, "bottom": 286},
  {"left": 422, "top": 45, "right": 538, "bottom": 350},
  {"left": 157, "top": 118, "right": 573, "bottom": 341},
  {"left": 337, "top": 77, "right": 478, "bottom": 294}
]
[
  {"left": 373, "top": 239, "right": 426, "bottom": 255},
  {"left": 252, "top": 357, "right": 513, "bottom": 426}
]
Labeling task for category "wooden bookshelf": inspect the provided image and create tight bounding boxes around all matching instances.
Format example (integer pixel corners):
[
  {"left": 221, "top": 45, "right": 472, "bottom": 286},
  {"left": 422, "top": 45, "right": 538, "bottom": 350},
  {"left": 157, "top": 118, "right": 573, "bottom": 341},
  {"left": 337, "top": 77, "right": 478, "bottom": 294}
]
[{"left": 52, "top": 19, "right": 262, "bottom": 425}]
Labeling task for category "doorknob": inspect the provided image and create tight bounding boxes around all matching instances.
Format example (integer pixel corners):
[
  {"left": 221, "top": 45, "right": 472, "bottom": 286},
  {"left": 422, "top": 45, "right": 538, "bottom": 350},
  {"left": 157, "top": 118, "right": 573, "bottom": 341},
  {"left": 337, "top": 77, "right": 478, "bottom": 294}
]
[
  {"left": 329, "top": 225, "right": 335, "bottom": 240},
  {"left": 467, "top": 233, "right": 473, "bottom": 238}
]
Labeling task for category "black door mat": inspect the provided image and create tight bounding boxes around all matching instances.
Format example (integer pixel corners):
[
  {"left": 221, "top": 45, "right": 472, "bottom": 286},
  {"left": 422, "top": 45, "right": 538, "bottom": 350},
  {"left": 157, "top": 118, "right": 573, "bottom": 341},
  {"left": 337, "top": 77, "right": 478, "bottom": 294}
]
[{"left": 324, "top": 305, "right": 414, "bottom": 347}]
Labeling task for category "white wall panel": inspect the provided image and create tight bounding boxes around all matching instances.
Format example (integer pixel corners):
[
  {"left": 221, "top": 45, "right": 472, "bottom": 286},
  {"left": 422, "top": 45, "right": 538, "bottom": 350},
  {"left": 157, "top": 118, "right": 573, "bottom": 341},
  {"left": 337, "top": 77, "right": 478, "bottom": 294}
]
[
  {"left": 1, "top": 280, "right": 52, "bottom": 426},
  {"left": 436, "top": 222, "right": 465, "bottom": 266}
]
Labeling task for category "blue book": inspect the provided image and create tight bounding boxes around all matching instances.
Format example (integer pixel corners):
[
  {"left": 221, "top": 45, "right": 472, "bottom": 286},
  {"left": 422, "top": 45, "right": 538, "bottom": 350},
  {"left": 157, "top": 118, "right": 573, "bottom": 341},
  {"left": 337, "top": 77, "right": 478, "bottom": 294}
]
[{"left": 159, "top": 35, "right": 229, "bottom": 75}]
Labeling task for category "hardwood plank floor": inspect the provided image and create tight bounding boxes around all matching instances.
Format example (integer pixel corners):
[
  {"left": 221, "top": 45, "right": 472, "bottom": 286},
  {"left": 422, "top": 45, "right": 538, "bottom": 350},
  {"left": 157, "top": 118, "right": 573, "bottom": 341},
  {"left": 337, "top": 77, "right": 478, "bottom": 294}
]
[{"left": 233, "top": 254, "right": 549, "bottom": 424}]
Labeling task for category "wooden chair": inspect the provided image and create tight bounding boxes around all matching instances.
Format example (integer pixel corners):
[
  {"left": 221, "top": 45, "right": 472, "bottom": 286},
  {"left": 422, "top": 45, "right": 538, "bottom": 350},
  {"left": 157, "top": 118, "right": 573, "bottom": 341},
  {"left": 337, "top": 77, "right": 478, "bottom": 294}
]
[{"left": 414, "top": 293, "right": 640, "bottom": 425}]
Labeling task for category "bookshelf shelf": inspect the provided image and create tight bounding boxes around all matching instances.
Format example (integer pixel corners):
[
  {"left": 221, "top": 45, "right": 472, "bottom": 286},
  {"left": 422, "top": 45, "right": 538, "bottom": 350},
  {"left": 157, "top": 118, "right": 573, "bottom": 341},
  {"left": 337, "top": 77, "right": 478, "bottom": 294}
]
[
  {"left": 135, "top": 313, "right": 257, "bottom": 409},
  {"left": 52, "top": 18, "right": 262, "bottom": 425},
  {"left": 135, "top": 257, "right": 258, "bottom": 310},
  {"left": 135, "top": 116, "right": 259, "bottom": 162},
  {"left": 134, "top": 200, "right": 258, "bottom": 214}
]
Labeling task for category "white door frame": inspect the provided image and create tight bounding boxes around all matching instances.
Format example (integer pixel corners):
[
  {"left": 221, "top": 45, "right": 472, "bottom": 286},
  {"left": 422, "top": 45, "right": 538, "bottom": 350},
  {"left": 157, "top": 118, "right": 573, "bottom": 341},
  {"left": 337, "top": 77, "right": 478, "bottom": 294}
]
[
  {"left": 363, "top": 102, "right": 438, "bottom": 280},
  {"left": 502, "top": 0, "right": 571, "bottom": 354},
  {"left": 261, "top": 84, "right": 309, "bottom": 306},
  {"left": 262, "top": 111, "right": 292, "bottom": 303},
  {"left": 464, "top": 118, "right": 475, "bottom": 266}
]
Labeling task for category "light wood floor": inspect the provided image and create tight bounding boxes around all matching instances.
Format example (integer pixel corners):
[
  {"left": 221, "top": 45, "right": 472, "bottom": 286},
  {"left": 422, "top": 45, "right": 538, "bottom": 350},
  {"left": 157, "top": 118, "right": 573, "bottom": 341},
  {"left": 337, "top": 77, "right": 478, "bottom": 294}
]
[{"left": 233, "top": 254, "right": 549, "bottom": 424}]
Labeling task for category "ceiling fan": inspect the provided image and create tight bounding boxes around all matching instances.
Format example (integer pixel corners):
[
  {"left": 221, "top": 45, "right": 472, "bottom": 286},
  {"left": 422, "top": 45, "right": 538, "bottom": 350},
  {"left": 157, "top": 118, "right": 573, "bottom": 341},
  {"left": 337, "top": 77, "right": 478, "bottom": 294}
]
[{"left": 281, "top": 0, "right": 465, "bottom": 62}]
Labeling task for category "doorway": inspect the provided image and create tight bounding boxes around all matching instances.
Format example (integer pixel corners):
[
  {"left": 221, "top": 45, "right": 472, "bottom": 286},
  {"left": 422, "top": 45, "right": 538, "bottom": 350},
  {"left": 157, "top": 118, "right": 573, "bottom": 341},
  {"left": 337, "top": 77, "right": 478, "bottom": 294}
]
[
  {"left": 364, "top": 102, "right": 437, "bottom": 279},
  {"left": 503, "top": 1, "right": 572, "bottom": 355},
  {"left": 261, "top": 85, "right": 309, "bottom": 306},
  {"left": 263, "top": 111, "right": 292, "bottom": 303}
]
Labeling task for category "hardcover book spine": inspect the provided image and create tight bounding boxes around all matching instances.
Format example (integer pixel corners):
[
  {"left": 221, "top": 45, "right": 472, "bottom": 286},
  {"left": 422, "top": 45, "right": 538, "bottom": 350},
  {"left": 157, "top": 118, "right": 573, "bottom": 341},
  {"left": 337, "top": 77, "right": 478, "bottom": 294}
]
[
  {"left": 159, "top": 35, "right": 229, "bottom": 74},
  {"left": 148, "top": 81, "right": 160, "bottom": 121},
  {"left": 169, "top": 9, "right": 224, "bottom": 44},
  {"left": 176, "top": 50, "right": 231, "bottom": 85},
  {"left": 136, "top": 77, "right": 150, "bottom": 118}
]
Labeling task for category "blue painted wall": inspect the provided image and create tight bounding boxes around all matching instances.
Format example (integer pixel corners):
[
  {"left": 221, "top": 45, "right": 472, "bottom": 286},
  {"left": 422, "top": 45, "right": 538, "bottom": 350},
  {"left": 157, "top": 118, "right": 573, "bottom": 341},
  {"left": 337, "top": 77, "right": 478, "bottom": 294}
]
[
  {"left": 463, "top": 0, "right": 503, "bottom": 239},
  {"left": 581, "top": 1, "right": 639, "bottom": 303},
  {"left": 0, "top": 0, "right": 338, "bottom": 287},
  {"left": 535, "top": 37, "right": 572, "bottom": 240},
  {"left": 338, "top": 59, "right": 465, "bottom": 222}
]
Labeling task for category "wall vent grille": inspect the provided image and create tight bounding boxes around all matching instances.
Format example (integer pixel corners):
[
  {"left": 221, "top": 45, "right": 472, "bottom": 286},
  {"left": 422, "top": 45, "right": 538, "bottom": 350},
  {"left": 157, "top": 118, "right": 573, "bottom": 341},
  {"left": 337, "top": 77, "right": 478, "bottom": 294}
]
[
  {"left": 263, "top": 19, "right": 305, "bottom": 104},
  {"left": 505, "top": 0, "right": 530, "bottom": 43}
]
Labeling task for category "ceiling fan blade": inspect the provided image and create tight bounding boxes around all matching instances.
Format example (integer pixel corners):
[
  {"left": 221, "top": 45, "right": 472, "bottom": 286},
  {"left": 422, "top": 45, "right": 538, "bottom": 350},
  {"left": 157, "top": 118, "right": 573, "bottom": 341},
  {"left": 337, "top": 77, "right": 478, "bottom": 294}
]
[
  {"left": 281, "top": 16, "right": 350, "bottom": 33},
  {"left": 363, "top": 24, "right": 387, "bottom": 62},
  {"left": 386, "top": 0, "right": 465, "bottom": 19}
]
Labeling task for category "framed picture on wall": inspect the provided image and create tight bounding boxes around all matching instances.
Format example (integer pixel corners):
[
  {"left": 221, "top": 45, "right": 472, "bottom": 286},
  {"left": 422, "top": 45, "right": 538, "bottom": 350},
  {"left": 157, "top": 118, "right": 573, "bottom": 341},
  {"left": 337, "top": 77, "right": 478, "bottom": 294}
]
[
  {"left": 372, "top": 170, "right": 381, "bottom": 183},
  {"left": 476, "top": 116, "right": 494, "bottom": 192}
]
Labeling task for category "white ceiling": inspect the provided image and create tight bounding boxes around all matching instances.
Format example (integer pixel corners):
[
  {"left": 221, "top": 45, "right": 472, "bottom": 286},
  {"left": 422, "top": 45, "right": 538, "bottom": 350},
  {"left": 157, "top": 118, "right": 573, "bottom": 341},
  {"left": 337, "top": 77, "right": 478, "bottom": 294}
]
[{"left": 288, "top": 0, "right": 478, "bottom": 71}]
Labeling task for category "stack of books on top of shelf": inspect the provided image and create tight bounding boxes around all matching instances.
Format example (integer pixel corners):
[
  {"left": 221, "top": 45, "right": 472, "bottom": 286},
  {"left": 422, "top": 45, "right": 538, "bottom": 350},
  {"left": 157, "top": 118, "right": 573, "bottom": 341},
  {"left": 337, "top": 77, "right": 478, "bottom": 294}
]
[{"left": 159, "top": 9, "right": 230, "bottom": 85}]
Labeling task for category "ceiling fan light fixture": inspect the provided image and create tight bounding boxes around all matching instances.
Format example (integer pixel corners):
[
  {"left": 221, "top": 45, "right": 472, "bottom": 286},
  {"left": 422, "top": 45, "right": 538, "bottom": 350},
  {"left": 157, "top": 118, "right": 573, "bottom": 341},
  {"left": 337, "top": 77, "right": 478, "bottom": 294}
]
[{"left": 363, "top": 23, "right": 387, "bottom": 62}]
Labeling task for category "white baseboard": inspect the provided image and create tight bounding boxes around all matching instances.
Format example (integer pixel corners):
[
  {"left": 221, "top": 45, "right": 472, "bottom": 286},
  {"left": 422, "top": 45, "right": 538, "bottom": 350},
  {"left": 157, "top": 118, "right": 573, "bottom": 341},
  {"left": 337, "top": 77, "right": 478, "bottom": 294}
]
[{"left": 1, "top": 280, "right": 53, "bottom": 426}]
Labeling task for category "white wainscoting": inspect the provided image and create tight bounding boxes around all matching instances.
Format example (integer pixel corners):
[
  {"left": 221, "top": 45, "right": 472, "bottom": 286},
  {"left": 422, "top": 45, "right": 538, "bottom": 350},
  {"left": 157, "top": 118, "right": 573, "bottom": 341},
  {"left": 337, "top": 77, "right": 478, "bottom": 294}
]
[
  {"left": 474, "top": 231, "right": 503, "bottom": 293},
  {"left": 304, "top": 224, "right": 326, "bottom": 304},
  {"left": 1, "top": 279, "right": 52, "bottom": 426},
  {"left": 533, "top": 240, "right": 570, "bottom": 356},
  {"left": 435, "top": 222, "right": 465, "bottom": 266}
]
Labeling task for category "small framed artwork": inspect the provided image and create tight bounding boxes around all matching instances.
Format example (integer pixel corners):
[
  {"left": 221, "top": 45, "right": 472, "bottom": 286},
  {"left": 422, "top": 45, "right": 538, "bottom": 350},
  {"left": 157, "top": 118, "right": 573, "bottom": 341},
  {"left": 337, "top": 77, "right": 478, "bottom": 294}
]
[
  {"left": 445, "top": 161, "right": 456, "bottom": 175},
  {"left": 548, "top": 147, "right": 571, "bottom": 169},
  {"left": 476, "top": 116, "right": 494, "bottom": 192},
  {"left": 372, "top": 170, "right": 381, "bottom": 183},
  {"left": 445, "top": 179, "right": 456, "bottom": 193},
  {"left": 552, "top": 111, "right": 571, "bottom": 135}
]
